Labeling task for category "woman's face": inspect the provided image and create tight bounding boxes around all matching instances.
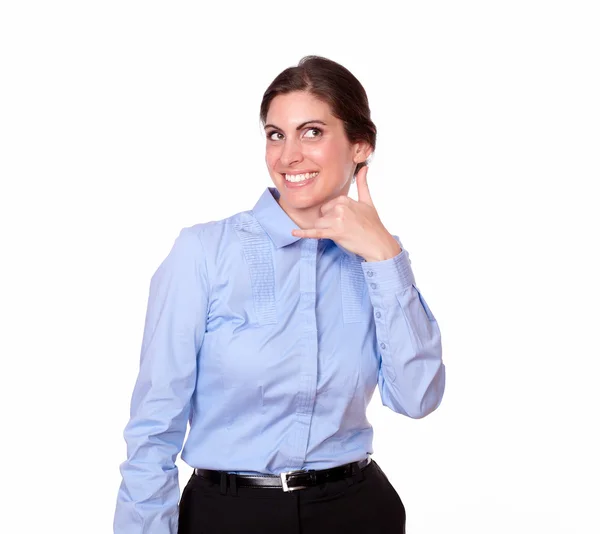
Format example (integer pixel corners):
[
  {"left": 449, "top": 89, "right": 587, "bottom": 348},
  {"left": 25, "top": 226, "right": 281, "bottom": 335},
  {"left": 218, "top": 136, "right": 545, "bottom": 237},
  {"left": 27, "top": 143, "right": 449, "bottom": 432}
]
[{"left": 264, "top": 91, "right": 368, "bottom": 215}]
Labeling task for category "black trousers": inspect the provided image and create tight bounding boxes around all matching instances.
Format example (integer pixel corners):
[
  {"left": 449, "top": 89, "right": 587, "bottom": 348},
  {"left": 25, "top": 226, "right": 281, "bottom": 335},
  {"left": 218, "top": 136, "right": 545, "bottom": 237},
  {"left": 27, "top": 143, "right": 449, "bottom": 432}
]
[{"left": 177, "top": 459, "right": 406, "bottom": 533}]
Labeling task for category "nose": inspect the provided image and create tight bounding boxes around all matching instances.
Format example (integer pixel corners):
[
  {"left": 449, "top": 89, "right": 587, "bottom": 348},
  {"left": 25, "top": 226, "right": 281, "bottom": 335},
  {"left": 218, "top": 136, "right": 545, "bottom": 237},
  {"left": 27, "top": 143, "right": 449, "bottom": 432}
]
[{"left": 279, "top": 137, "right": 303, "bottom": 167}]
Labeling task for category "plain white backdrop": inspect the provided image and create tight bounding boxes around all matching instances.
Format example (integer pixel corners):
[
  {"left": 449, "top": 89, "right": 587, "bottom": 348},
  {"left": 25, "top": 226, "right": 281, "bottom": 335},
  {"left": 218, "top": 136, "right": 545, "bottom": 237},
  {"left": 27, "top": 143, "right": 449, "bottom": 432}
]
[{"left": 1, "top": 1, "right": 598, "bottom": 533}]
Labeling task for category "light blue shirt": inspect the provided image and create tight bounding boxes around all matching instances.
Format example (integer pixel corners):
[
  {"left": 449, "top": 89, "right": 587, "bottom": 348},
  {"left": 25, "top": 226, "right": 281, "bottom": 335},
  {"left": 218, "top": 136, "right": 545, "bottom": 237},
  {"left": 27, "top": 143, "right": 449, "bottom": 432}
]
[{"left": 114, "top": 186, "right": 445, "bottom": 533}]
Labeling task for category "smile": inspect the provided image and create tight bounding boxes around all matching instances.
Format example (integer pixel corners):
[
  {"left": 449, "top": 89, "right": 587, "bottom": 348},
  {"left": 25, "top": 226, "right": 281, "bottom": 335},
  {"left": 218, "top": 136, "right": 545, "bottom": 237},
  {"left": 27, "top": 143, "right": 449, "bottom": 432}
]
[{"left": 283, "top": 171, "right": 319, "bottom": 183}]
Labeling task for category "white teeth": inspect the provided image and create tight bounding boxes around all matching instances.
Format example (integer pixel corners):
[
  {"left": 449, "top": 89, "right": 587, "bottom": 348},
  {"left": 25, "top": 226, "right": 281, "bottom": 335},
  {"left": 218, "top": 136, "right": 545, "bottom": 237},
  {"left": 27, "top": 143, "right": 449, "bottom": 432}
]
[{"left": 284, "top": 171, "right": 319, "bottom": 183}]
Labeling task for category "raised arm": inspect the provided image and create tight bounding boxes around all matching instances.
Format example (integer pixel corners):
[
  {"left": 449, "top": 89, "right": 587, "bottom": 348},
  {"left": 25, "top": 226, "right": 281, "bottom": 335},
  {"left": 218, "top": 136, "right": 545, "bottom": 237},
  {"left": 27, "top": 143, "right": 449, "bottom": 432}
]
[{"left": 361, "top": 238, "right": 445, "bottom": 419}]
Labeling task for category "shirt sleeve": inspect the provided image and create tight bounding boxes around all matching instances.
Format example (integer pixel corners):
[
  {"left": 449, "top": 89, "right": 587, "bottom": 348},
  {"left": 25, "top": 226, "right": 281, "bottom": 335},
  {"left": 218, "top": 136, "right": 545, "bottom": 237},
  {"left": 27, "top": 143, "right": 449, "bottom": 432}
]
[
  {"left": 361, "top": 236, "right": 445, "bottom": 419},
  {"left": 114, "top": 226, "right": 209, "bottom": 534}
]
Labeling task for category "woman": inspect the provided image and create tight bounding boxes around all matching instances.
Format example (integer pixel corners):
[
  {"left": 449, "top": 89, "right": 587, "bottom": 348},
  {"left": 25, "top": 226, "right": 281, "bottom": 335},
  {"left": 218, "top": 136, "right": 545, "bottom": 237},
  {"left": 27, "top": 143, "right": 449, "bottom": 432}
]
[{"left": 114, "top": 55, "right": 446, "bottom": 534}]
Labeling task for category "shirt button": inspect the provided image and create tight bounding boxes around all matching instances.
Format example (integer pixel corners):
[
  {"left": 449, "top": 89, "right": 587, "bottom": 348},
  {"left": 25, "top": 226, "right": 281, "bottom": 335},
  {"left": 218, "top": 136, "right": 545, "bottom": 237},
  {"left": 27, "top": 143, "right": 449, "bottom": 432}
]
[
  {"left": 380, "top": 342, "right": 386, "bottom": 350},
  {"left": 370, "top": 283, "right": 377, "bottom": 289},
  {"left": 367, "top": 270, "right": 374, "bottom": 277},
  {"left": 375, "top": 311, "right": 381, "bottom": 319}
]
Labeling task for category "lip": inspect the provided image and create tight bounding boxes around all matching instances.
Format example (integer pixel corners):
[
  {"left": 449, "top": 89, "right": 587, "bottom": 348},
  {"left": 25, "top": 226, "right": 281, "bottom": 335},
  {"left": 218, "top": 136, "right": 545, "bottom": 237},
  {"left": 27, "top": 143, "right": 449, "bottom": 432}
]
[
  {"left": 280, "top": 170, "right": 319, "bottom": 175},
  {"left": 281, "top": 171, "right": 319, "bottom": 189}
]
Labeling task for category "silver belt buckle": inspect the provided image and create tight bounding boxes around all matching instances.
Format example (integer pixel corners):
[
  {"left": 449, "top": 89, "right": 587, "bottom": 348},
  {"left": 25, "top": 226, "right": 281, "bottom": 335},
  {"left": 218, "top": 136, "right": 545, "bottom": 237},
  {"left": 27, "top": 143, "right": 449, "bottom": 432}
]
[{"left": 280, "top": 470, "right": 308, "bottom": 492}]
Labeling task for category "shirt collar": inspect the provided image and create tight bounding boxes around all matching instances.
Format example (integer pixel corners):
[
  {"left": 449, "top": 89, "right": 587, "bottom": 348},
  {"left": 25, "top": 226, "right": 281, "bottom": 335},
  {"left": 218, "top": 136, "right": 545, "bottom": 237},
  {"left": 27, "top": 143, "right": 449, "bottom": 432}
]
[
  {"left": 252, "top": 187, "right": 300, "bottom": 249},
  {"left": 251, "top": 187, "right": 360, "bottom": 260}
]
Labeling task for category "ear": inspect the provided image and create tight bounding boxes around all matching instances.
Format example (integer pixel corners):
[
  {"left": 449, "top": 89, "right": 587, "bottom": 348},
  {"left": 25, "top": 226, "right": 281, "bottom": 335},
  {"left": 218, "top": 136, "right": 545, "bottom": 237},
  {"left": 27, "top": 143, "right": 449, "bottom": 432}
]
[{"left": 352, "top": 141, "right": 373, "bottom": 164}]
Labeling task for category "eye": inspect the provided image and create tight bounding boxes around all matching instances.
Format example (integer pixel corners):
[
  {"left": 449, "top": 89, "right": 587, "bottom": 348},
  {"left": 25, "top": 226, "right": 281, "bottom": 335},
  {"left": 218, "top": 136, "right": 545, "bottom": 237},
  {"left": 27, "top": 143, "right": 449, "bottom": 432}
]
[
  {"left": 304, "top": 127, "right": 322, "bottom": 138},
  {"left": 266, "top": 128, "right": 322, "bottom": 141}
]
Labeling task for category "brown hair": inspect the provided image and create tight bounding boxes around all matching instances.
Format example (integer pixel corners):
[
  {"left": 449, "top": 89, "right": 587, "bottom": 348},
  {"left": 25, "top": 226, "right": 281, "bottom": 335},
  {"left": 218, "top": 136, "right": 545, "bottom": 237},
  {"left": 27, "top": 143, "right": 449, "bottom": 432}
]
[{"left": 259, "top": 55, "right": 377, "bottom": 177}]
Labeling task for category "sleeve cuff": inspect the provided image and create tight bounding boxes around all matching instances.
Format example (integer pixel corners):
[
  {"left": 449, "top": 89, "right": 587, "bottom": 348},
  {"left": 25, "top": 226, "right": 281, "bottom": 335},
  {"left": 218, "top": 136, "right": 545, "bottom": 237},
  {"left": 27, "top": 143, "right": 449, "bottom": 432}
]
[{"left": 360, "top": 247, "right": 415, "bottom": 293}]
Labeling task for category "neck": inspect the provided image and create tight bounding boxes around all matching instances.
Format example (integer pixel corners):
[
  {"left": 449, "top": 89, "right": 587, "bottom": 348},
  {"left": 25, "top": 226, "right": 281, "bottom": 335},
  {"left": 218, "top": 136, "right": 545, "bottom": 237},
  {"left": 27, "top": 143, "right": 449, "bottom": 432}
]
[
  {"left": 275, "top": 197, "right": 322, "bottom": 230},
  {"left": 273, "top": 182, "right": 352, "bottom": 230}
]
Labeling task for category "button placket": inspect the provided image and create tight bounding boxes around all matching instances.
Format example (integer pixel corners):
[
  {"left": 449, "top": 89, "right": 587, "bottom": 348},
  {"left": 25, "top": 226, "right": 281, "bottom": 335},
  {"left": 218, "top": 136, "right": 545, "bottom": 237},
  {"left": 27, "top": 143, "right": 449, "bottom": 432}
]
[{"left": 289, "top": 238, "right": 318, "bottom": 467}]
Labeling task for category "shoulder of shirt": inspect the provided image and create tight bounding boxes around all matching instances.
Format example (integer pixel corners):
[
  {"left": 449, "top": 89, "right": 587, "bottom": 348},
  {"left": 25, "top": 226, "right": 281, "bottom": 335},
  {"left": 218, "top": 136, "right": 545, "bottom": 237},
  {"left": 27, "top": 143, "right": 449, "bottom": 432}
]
[{"left": 177, "top": 208, "right": 258, "bottom": 245}]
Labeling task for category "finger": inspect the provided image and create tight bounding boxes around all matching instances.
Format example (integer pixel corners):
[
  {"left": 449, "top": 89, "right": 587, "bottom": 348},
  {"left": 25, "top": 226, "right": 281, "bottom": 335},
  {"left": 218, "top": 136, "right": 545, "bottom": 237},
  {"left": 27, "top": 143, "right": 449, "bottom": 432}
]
[
  {"left": 356, "top": 166, "right": 374, "bottom": 207},
  {"left": 313, "top": 213, "right": 336, "bottom": 230},
  {"left": 320, "top": 204, "right": 348, "bottom": 226},
  {"left": 291, "top": 228, "right": 332, "bottom": 239},
  {"left": 320, "top": 194, "right": 348, "bottom": 215}
]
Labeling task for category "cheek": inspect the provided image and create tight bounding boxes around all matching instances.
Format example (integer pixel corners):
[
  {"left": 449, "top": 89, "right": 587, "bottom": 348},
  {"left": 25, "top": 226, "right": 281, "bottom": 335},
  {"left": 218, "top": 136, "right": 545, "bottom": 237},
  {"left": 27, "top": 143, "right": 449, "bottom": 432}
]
[
  {"left": 324, "top": 136, "right": 352, "bottom": 161},
  {"left": 305, "top": 143, "right": 337, "bottom": 167},
  {"left": 265, "top": 147, "right": 279, "bottom": 169}
]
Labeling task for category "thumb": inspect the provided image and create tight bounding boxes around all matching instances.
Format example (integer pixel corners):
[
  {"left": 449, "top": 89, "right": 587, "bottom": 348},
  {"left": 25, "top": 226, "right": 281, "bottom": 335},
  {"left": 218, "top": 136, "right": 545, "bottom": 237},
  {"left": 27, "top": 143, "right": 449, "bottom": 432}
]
[{"left": 356, "top": 165, "right": 374, "bottom": 206}]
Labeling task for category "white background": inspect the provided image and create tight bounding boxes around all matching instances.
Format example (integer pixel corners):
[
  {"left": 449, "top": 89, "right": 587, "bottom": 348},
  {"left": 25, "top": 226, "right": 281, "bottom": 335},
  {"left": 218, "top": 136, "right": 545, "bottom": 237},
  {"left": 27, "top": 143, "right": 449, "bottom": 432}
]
[{"left": 1, "top": 1, "right": 598, "bottom": 533}]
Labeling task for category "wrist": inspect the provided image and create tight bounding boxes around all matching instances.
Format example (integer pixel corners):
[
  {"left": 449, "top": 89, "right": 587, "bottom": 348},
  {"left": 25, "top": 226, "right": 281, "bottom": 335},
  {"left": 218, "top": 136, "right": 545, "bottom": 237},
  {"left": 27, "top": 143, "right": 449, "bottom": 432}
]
[{"left": 363, "top": 240, "right": 402, "bottom": 262}]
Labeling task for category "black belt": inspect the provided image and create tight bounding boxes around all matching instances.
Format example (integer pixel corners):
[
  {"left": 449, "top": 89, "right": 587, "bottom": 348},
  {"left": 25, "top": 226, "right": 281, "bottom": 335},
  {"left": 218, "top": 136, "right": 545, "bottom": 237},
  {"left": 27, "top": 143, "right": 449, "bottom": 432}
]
[{"left": 194, "top": 456, "right": 371, "bottom": 492}]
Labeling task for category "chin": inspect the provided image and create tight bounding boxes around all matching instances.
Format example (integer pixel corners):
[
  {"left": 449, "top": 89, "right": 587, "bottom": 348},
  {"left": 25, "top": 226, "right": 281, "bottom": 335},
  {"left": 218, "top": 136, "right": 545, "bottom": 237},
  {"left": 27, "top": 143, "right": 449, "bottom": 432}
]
[
  {"left": 281, "top": 194, "right": 321, "bottom": 211},
  {"left": 271, "top": 173, "right": 334, "bottom": 210}
]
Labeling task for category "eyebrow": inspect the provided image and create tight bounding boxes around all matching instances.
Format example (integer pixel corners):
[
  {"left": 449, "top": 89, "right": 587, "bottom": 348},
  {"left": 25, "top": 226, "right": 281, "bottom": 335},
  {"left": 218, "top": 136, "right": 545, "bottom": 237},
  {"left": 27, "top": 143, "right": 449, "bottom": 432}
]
[{"left": 264, "top": 120, "right": 327, "bottom": 131}]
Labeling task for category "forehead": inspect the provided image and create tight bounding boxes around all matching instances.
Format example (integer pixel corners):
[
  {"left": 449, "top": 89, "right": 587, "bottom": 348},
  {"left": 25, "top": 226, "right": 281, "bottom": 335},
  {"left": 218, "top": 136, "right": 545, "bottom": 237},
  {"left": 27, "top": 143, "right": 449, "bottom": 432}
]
[{"left": 266, "top": 91, "right": 335, "bottom": 125}]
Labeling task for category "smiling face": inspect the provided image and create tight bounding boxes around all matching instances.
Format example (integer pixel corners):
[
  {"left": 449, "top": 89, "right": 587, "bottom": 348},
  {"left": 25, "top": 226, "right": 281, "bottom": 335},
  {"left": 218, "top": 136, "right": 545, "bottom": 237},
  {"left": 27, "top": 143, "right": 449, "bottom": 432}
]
[{"left": 264, "top": 91, "right": 369, "bottom": 224}]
